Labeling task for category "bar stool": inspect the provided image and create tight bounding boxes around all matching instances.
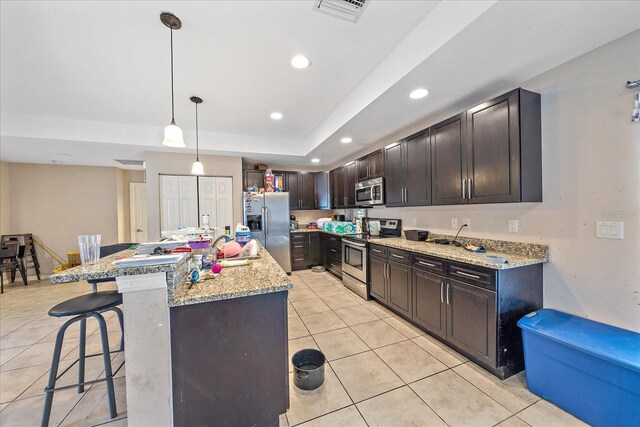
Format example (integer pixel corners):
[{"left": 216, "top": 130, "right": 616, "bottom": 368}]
[{"left": 40, "top": 290, "right": 124, "bottom": 427}]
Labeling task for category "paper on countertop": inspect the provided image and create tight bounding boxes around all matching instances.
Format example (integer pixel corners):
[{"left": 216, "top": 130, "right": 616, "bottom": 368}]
[{"left": 113, "top": 253, "right": 184, "bottom": 268}]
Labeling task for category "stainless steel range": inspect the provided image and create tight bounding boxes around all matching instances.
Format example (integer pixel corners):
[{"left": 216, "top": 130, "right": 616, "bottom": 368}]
[{"left": 342, "top": 218, "right": 402, "bottom": 300}]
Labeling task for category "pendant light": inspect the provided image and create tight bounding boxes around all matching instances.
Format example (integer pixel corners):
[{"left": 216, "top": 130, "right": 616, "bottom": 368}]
[
  {"left": 190, "top": 96, "right": 204, "bottom": 175},
  {"left": 160, "top": 12, "right": 185, "bottom": 147}
]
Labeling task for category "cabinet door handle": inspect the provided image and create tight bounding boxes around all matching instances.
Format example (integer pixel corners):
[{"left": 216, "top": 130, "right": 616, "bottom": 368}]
[
  {"left": 440, "top": 282, "right": 444, "bottom": 303},
  {"left": 330, "top": 248, "right": 337, "bottom": 253},
  {"left": 468, "top": 178, "right": 472, "bottom": 199},
  {"left": 418, "top": 261, "right": 435, "bottom": 267},
  {"left": 372, "top": 248, "right": 383, "bottom": 253},
  {"left": 455, "top": 270, "right": 481, "bottom": 279},
  {"left": 405, "top": 188, "right": 408, "bottom": 203},
  {"left": 446, "top": 283, "right": 450, "bottom": 305},
  {"left": 462, "top": 179, "right": 466, "bottom": 199},
  {"left": 391, "top": 254, "right": 405, "bottom": 259},
  {"left": 294, "top": 245, "right": 304, "bottom": 248}
]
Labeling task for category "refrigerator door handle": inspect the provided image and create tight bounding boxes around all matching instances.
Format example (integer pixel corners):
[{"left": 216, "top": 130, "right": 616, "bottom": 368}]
[{"left": 263, "top": 207, "right": 269, "bottom": 241}]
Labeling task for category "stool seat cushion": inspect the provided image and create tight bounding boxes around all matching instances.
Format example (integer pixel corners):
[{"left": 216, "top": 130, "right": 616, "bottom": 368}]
[{"left": 49, "top": 290, "right": 122, "bottom": 317}]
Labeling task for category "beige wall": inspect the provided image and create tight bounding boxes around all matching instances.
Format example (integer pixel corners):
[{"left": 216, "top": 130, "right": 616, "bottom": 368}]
[
  {"left": 144, "top": 152, "right": 243, "bottom": 241},
  {"left": 362, "top": 31, "right": 640, "bottom": 332},
  {"left": 292, "top": 210, "right": 334, "bottom": 228},
  {"left": 0, "top": 161, "right": 10, "bottom": 236},
  {"left": 6, "top": 163, "right": 121, "bottom": 274}
]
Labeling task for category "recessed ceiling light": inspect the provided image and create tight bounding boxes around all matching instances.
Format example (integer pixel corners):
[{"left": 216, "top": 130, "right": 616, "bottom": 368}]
[
  {"left": 291, "top": 55, "right": 310, "bottom": 69},
  {"left": 311, "top": 158, "right": 320, "bottom": 163},
  {"left": 270, "top": 112, "right": 283, "bottom": 120},
  {"left": 340, "top": 137, "right": 352, "bottom": 143},
  {"left": 409, "top": 88, "right": 429, "bottom": 99}
]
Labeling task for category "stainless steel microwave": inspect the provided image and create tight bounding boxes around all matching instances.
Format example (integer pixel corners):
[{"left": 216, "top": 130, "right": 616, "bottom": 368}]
[{"left": 355, "top": 177, "right": 384, "bottom": 206}]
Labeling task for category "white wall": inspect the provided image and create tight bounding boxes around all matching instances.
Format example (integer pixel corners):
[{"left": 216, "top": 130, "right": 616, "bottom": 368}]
[
  {"left": 0, "top": 161, "right": 10, "bottom": 236},
  {"left": 367, "top": 31, "right": 640, "bottom": 332},
  {"left": 144, "top": 152, "right": 243, "bottom": 241}
]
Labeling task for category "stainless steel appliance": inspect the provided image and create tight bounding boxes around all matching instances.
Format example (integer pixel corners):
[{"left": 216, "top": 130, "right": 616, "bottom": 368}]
[
  {"left": 342, "top": 218, "right": 402, "bottom": 300},
  {"left": 355, "top": 177, "right": 384, "bottom": 206},
  {"left": 243, "top": 192, "right": 291, "bottom": 273}
]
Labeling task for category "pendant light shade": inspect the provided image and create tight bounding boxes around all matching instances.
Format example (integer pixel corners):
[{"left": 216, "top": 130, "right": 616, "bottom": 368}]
[
  {"left": 163, "top": 120, "right": 185, "bottom": 148},
  {"left": 190, "top": 96, "right": 204, "bottom": 175},
  {"left": 191, "top": 160, "right": 204, "bottom": 175},
  {"left": 160, "top": 12, "right": 185, "bottom": 147}
]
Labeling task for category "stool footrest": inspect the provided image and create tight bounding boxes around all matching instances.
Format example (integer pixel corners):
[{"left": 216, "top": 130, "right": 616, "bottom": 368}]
[
  {"left": 51, "top": 349, "right": 124, "bottom": 383},
  {"left": 44, "top": 360, "right": 125, "bottom": 394}
]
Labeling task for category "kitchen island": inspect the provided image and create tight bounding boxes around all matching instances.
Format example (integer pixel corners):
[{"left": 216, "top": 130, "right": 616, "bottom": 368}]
[{"left": 52, "top": 243, "right": 292, "bottom": 426}]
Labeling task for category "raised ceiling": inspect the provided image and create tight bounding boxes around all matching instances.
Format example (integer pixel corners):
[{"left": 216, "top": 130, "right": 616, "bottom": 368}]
[{"left": 1, "top": 1, "right": 639, "bottom": 170}]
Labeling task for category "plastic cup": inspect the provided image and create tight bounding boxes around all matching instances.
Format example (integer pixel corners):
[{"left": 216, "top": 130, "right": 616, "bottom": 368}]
[{"left": 78, "top": 235, "right": 101, "bottom": 265}]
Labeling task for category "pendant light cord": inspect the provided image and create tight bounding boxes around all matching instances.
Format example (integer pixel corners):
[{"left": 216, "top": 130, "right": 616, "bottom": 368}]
[
  {"left": 195, "top": 102, "right": 200, "bottom": 160},
  {"left": 170, "top": 27, "right": 175, "bottom": 122}
]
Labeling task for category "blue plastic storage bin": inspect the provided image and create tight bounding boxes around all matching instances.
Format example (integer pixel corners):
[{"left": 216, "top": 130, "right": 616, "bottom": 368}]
[{"left": 518, "top": 309, "right": 640, "bottom": 427}]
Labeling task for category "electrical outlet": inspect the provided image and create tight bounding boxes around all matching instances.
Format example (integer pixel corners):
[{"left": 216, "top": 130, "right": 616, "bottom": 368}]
[
  {"left": 508, "top": 219, "right": 519, "bottom": 233},
  {"left": 462, "top": 218, "right": 471, "bottom": 228},
  {"left": 411, "top": 217, "right": 417, "bottom": 226},
  {"left": 451, "top": 218, "right": 459, "bottom": 229},
  {"left": 596, "top": 221, "right": 624, "bottom": 239}
]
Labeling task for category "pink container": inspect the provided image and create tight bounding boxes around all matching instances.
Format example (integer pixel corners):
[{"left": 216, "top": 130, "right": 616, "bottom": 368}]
[{"left": 188, "top": 240, "right": 211, "bottom": 249}]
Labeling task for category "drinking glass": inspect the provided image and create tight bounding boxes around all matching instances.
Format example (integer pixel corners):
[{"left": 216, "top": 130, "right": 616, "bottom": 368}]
[{"left": 78, "top": 235, "right": 101, "bottom": 265}]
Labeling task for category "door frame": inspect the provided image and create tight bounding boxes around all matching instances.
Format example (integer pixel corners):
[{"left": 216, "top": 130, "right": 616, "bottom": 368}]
[{"left": 129, "top": 182, "right": 148, "bottom": 243}]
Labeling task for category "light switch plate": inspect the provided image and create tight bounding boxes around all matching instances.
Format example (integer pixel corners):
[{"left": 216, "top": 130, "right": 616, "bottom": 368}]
[
  {"left": 451, "top": 218, "right": 459, "bottom": 229},
  {"left": 462, "top": 218, "right": 471, "bottom": 228},
  {"left": 508, "top": 219, "right": 519, "bottom": 233},
  {"left": 412, "top": 217, "right": 417, "bottom": 226},
  {"left": 596, "top": 221, "right": 624, "bottom": 239}
]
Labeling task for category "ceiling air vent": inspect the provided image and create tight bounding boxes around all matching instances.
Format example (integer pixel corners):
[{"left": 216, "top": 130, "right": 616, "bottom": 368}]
[
  {"left": 115, "top": 159, "right": 145, "bottom": 166},
  {"left": 314, "top": 0, "right": 368, "bottom": 23}
]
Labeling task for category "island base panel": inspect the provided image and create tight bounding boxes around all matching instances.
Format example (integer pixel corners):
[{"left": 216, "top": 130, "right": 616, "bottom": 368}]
[{"left": 170, "top": 290, "right": 288, "bottom": 426}]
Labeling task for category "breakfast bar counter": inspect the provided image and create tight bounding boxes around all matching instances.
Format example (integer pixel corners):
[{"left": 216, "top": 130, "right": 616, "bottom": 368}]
[{"left": 52, "top": 243, "right": 292, "bottom": 426}]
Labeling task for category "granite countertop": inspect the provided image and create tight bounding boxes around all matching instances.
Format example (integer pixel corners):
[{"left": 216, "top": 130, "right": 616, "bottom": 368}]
[
  {"left": 291, "top": 229, "right": 347, "bottom": 236},
  {"left": 170, "top": 243, "right": 292, "bottom": 307},
  {"left": 369, "top": 237, "right": 548, "bottom": 270},
  {"left": 50, "top": 249, "right": 189, "bottom": 284}
]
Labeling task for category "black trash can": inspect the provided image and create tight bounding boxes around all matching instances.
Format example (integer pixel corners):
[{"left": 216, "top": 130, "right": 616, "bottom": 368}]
[{"left": 292, "top": 349, "right": 325, "bottom": 391}]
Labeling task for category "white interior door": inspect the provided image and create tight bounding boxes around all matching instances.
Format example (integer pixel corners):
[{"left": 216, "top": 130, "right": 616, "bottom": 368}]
[
  {"left": 179, "top": 176, "right": 198, "bottom": 228},
  {"left": 198, "top": 176, "right": 217, "bottom": 228},
  {"left": 214, "top": 177, "right": 233, "bottom": 232},
  {"left": 129, "top": 183, "right": 148, "bottom": 243},
  {"left": 160, "top": 175, "right": 181, "bottom": 231}
]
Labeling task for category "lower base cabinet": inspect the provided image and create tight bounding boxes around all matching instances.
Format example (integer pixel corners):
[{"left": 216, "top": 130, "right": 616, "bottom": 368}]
[
  {"left": 446, "top": 279, "right": 497, "bottom": 367},
  {"left": 369, "top": 250, "right": 542, "bottom": 379},
  {"left": 413, "top": 269, "right": 446, "bottom": 338},
  {"left": 291, "top": 232, "right": 321, "bottom": 270}
]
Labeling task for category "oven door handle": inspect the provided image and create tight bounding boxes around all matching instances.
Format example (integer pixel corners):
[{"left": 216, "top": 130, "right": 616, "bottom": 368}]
[{"left": 344, "top": 241, "right": 366, "bottom": 248}]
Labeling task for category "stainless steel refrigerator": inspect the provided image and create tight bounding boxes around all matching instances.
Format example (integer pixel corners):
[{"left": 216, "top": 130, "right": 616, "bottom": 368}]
[{"left": 243, "top": 192, "right": 291, "bottom": 273}]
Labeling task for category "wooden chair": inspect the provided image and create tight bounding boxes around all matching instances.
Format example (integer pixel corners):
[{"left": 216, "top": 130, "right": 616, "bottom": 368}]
[{"left": 0, "top": 242, "right": 28, "bottom": 293}]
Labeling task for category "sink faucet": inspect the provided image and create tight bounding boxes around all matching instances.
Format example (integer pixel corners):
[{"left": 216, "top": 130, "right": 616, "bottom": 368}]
[{"left": 212, "top": 234, "right": 231, "bottom": 249}]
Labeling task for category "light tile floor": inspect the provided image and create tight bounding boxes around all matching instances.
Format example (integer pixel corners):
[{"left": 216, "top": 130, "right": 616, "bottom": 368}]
[
  {"left": 0, "top": 271, "right": 588, "bottom": 427},
  {"left": 284, "top": 270, "right": 588, "bottom": 427},
  {"left": 0, "top": 278, "right": 125, "bottom": 427}
]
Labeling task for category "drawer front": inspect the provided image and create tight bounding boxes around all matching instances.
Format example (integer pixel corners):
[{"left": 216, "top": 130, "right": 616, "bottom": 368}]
[
  {"left": 448, "top": 263, "right": 496, "bottom": 291},
  {"left": 291, "top": 241, "right": 307, "bottom": 251},
  {"left": 387, "top": 248, "right": 412, "bottom": 265},
  {"left": 413, "top": 254, "right": 446, "bottom": 275},
  {"left": 323, "top": 234, "right": 342, "bottom": 244},
  {"left": 326, "top": 256, "right": 342, "bottom": 275},
  {"left": 369, "top": 244, "right": 388, "bottom": 258},
  {"left": 326, "top": 246, "right": 341, "bottom": 258},
  {"left": 291, "top": 233, "right": 307, "bottom": 242},
  {"left": 291, "top": 248, "right": 306, "bottom": 259}
]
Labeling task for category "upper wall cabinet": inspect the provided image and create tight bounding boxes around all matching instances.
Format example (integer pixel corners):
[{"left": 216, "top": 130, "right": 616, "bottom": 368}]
[
  {"left": 314, "top": 172, "right": 331, "bottom": 210},
  {"left": 384, "top": 130, "right": 431, "bottom": 207},
  {"left": 329, "top": 166, "right": 345, "bottom": 209},
  {"left": 286, "top": 171, "right": 315, "bottom": 210},
  {"left": 432, "top": 88, "right": 541, "bottom": 205},
  {"left": 356, "top": 149, "right": 384, "bottom": 182},
  {"left": 345, "top": 162, "right": 358, "bottom": 207}
]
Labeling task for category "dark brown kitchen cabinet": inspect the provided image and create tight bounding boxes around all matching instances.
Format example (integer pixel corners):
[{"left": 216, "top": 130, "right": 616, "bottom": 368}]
[
  {"left": 287, "top": 172, "right": 300, "bottom": 209},
  {"left": 387, "top": 260, "right": 412, "bottom": 318},
  {"left": 384, "top": 129, "right": 430, "bottom": 207},
  {"left": 431, "top": 88, "right": 541, "bottom": 206},
  {"left": 466, "top": 89, "right": 541, "bottom": 203},
  {"left": 322, "top": 233, "right": 342, "bottom": 278},
  {"left": 356, "top": 149, "right": 384, "bottom": 182},
  {"left": 330, "top": 166, "right": 345, "bottom": 209},
  {"left": 413, "top": 269, "right": 446, "bottom": 338},
  {"left": 291, "top": 232, "right": 322, "bottom": 270},
  {"left": 446, "top": 279, "right": 497, "bottom": 367},
  {"left": 243, "top": 170, "right": 264, "bottom": 191},
  {"left": 431, "top": 113, "right": 467, "bottom": 205},
  {"left": 314, "top": 172, "right": 331, "bottom": 210},
  {"left": 369, "top": 255, "right": 387, "bottom": 302},
  {"left": 286, "top": 172, "right": 315, "bottom": 210},
  {"left": 383, "top": 142, "right": 404, "bottom": 206},
  {"left": 345, "top": 162, "right": 357, "bottom": 207}
]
